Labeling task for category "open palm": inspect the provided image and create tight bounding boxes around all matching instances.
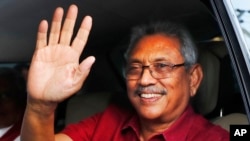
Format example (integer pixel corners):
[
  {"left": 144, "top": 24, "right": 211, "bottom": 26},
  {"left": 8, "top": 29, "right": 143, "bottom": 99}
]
[{"left": 27, "top": 5, "right": 95, "bottom": 103}]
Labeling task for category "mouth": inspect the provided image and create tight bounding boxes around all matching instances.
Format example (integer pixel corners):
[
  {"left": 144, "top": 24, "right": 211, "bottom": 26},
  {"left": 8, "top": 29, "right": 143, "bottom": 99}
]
[
  {"left": 137, "top": 93, "right": 165, "bottom": 103},
  {"left": 134, "top": 86, "right": 167, "bottom": 103},
  {"left": 139, "top": 93, "right": 163, "bottom": 98}
]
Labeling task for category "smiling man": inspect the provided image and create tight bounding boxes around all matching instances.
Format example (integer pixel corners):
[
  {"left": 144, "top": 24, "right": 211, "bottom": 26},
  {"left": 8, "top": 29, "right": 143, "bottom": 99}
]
[
  {"left": 21, "top": 5, "right": 229, "bottom": 141},
  {"left": 121, "top": 23, "right": 229, "bottom": 140},
  {"left": 125, "top": 33, "right": 191, "bottom": 123}
]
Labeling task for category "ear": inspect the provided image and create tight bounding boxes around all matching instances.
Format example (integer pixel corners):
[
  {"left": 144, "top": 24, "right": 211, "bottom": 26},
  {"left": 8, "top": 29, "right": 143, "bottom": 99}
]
[{"left": 189, "top": 64, "right": 203, "bottom": 97}]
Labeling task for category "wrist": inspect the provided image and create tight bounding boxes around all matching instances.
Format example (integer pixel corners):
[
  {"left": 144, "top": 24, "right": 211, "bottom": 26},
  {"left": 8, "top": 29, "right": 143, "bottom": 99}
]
[{"left": 26, "top": 97, "right": 58, "bottom": 118}]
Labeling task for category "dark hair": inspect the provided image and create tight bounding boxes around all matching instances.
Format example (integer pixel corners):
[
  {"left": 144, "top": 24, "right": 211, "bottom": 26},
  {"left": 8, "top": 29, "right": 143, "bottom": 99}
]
[
  {"left": 125, "top": 21, "right": 198, "bottom": 68},
  {"left": 0, "top": 67, "right": 27, "bottom": 107}
]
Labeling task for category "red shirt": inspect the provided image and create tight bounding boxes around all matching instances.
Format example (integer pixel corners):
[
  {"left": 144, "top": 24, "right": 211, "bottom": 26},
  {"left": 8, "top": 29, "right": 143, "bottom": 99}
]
[
  {"left": 0, "top": 119, "right": 22, "bottom": 141},
  {"left": 62, "top": 104, "right": 229, "bottom": 141}
]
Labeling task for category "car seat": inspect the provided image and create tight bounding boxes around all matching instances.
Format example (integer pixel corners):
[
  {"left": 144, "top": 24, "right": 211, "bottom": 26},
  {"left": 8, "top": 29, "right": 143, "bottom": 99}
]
[
  {"left": 192, "top": 44, "right": 220, "bottom": 116},
  {"left": 193, "top": 41, "right": 249, "bottom": 131},
  {"left": 65, "top": 92, "right": 113, "bottom": 124}
]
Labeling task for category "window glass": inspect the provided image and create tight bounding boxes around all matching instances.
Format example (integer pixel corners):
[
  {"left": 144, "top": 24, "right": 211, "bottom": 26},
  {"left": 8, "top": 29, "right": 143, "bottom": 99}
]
[{"left": 223, "top": 0, "right": 250, "bottom": 74}]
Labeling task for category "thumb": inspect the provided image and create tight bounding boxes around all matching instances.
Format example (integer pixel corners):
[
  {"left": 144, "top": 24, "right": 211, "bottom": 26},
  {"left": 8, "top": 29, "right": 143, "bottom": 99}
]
[
  {"left": 71, "top": 56, "right": 95, "bottom": 93},
  {"left": 79, "top": 56, "right": 95, "bottom": 77}
]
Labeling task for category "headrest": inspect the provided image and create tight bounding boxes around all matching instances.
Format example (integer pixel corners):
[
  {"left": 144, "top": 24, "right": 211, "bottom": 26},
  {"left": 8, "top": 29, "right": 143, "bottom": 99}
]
[
  {"left": 192, "top": 48, "right": 220, "bottom": 115},
  {"left": 192, "top": 41, "right": 227, "bottom": 116}
]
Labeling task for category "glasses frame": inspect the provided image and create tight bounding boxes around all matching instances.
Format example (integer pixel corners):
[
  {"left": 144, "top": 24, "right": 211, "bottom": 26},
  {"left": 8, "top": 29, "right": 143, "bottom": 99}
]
[{"left": 125, "top": 62, "right": 186, "bottom": 80}]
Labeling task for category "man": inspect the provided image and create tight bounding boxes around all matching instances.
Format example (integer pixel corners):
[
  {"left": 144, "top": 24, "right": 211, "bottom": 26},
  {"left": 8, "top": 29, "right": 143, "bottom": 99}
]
[
  {"left": 0, "top": 68, "right": 26, "bottom": 141},
  {"left": 21, "top": 4, "right": 229, "bottom": 141}
]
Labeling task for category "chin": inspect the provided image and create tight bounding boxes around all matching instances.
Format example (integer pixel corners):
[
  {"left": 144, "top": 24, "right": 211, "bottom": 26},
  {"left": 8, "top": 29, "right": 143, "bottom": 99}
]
[{"left": 135, "top": 105, "right": 164, "bottom": 120}]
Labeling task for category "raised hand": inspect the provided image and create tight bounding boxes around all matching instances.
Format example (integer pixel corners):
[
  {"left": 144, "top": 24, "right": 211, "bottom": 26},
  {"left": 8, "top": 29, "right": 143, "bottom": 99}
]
[{"left": 27, "top": 4, "right": 95, "bottom": 104}]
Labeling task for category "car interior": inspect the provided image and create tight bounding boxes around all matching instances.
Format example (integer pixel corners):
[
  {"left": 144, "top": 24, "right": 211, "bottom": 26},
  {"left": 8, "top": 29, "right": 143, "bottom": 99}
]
[{"left": 0, "top": 0, "right": 249, "bottom": 133}]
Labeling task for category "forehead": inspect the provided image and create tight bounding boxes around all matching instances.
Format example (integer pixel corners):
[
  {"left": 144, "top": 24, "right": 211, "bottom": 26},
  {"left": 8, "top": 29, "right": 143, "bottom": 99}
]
[{"left": 128, "top": 34, "right": 183, "bottom": 62}]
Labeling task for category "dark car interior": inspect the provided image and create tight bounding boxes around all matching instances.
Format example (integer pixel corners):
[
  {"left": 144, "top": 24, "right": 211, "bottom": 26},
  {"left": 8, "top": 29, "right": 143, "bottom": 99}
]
[{"left": 0, "top": 0, "right": 249, "bottom": 133}]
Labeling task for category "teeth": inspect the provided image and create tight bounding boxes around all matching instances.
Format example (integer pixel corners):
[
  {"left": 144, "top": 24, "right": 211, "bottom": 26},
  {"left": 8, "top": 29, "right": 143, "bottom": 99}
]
[{"left": 140, "top": 93, "right": 162, "bottom": 98}]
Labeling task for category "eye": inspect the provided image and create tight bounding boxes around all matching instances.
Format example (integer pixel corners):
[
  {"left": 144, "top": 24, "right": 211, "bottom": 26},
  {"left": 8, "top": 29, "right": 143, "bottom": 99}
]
[
  {"left": 154, "top": 62, "right": 168, "bottom": 69},
  {"left": 153, "top": 62, "right": 172, "bottom": 73},
  {"left": 126, "top": 64, "right": 141, "bottom": 74}
]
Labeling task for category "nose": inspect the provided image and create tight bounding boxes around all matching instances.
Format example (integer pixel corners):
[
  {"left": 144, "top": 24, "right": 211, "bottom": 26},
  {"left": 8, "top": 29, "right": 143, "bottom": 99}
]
[{"left": 138, "top": 68, "right": 157, "bottom": 86}]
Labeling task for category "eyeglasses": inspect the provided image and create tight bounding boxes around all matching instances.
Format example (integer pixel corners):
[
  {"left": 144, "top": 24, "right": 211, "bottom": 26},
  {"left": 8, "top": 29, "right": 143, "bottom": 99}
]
[{"left": 125, "top": 62, "right": 186, "bottom": 80}]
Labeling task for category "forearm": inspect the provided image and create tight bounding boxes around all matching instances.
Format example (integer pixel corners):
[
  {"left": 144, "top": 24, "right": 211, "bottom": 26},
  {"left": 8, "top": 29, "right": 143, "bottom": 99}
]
[{"left": 21, "top": 100, "right": 57, "bottom": 141}]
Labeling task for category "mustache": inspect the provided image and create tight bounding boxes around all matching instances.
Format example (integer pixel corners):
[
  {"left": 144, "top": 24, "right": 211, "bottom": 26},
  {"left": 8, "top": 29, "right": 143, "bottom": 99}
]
[{"left": 135, "top": 86, "right": 167, "bottom": 95}]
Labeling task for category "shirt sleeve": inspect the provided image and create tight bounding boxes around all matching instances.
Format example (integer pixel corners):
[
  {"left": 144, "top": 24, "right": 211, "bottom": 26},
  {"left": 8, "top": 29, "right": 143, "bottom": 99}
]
[{"left": 61, "top": 113, "right": 102, "bottom": 141}]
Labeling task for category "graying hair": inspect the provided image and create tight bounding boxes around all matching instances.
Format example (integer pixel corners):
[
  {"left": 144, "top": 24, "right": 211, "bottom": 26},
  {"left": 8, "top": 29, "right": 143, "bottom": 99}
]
[{"left": 124, "top": 21, "right": 198, "bottom": 69}]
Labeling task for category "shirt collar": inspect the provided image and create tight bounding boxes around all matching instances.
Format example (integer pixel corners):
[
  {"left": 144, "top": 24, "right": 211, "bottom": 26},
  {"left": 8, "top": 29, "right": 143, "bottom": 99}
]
[
  {"left": 0, "top": 125, "right": 13, "bottom": 137},
  {"left": 162, "top": 105, "right": 195, "bottom": 141},
  {"left": 122, "top": 113, "right": 141, "bottom": 138},
  {"left": 121, "top": 105, "right": 195, "bottom": 141}
]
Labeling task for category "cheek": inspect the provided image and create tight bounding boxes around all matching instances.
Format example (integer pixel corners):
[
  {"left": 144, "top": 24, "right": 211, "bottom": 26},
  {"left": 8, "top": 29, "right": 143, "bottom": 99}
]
[
  {"left": 169, "top": 79, "right": 189, "bottom": 94},
  {"left": 162, "top": 74, "right": 191, "bottom": 103},
  {"left": 169, "top": 70, "right": 191, "bottom": 91},
  {"left": 126, "top": 80, "right": 137, "bottom": 97}
]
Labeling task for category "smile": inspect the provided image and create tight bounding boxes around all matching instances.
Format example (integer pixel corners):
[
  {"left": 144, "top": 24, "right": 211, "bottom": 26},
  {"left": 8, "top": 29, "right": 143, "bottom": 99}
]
[
  {"left": 138, "top": 93, "right": 165, "bottom": 104},
  {"left": 139, "top": 93, "right": 163, "bottom": 99}
]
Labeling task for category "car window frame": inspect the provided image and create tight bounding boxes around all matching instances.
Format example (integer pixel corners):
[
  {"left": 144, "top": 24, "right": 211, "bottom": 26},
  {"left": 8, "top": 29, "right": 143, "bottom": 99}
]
[
  {"left": 208, "top": 0, "right": 250, "bottom": 121},
  {"left": 210, "top": 0, "right": 250, "bottom": 121}
]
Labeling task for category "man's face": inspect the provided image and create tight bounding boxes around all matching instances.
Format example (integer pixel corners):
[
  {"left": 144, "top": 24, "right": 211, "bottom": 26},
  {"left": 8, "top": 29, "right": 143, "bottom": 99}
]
[{"left": 126, "top": 34, "right": 196, "bottom": 122}]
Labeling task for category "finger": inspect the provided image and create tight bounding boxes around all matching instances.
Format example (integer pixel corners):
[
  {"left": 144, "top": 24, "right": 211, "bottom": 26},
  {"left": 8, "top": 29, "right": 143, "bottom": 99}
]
[
  {"left": 59, "top": 4, "right": 78, "bottom": 46},
  {"left": 71, "top": 56, "right": 95, "bottom": 92},
  {"left": 79, "top": 56, "right": 95, "bottom": 73},
  {"left": 48, "top": 7, "right": 64, "bottom": 45},
  {"left": 71, "top": 16, "right": 92, "bottom": 54},
  {"left": 36, "top": 20, "right": 48, "bottom": 50}
]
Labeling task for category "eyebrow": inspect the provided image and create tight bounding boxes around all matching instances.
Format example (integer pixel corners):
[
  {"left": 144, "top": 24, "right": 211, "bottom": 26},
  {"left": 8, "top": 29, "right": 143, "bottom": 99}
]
[
  {"left": 153, "top": 57, "right": 169, "bottom": 62},
  {"left": 128, "top": 57, "right": 169, "bottom": 63},
  {"left": 127, "top": 58, "right": 141, "bottom": 64}
]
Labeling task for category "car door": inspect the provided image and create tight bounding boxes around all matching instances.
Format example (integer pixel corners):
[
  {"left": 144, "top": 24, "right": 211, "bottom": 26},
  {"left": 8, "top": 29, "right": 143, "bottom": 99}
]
[{"left": 208, "top": 0, "right": 250, "bottom": 122}]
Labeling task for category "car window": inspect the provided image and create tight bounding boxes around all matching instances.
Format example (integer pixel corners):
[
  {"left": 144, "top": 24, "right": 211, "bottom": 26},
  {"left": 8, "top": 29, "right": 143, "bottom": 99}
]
[
  {"left": 0, "top": 0, "right": 249, "bottom": 135},
  {"left": 223, "top": 0, "right": 250, "bottom": 74},
  {"left": 210, "top": 0, "right": 250, "bottom": 122}
]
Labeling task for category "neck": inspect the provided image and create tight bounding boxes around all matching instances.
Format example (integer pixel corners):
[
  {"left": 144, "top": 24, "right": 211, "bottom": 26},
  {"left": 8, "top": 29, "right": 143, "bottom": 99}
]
[{"left": 139, "top": 117, "right": 177, "bottom": 141}]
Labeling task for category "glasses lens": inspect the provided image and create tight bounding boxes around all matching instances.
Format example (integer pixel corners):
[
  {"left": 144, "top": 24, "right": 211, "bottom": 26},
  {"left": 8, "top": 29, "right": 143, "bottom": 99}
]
[
  {"left": 126, "top": 64, "right": 142, "bottom": 80},
  {"left": 126, "top": 62, "right": 185, "bottom": 80},
  {"left": 152, "top": 62, "right": 172, "bottom": 78}
]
